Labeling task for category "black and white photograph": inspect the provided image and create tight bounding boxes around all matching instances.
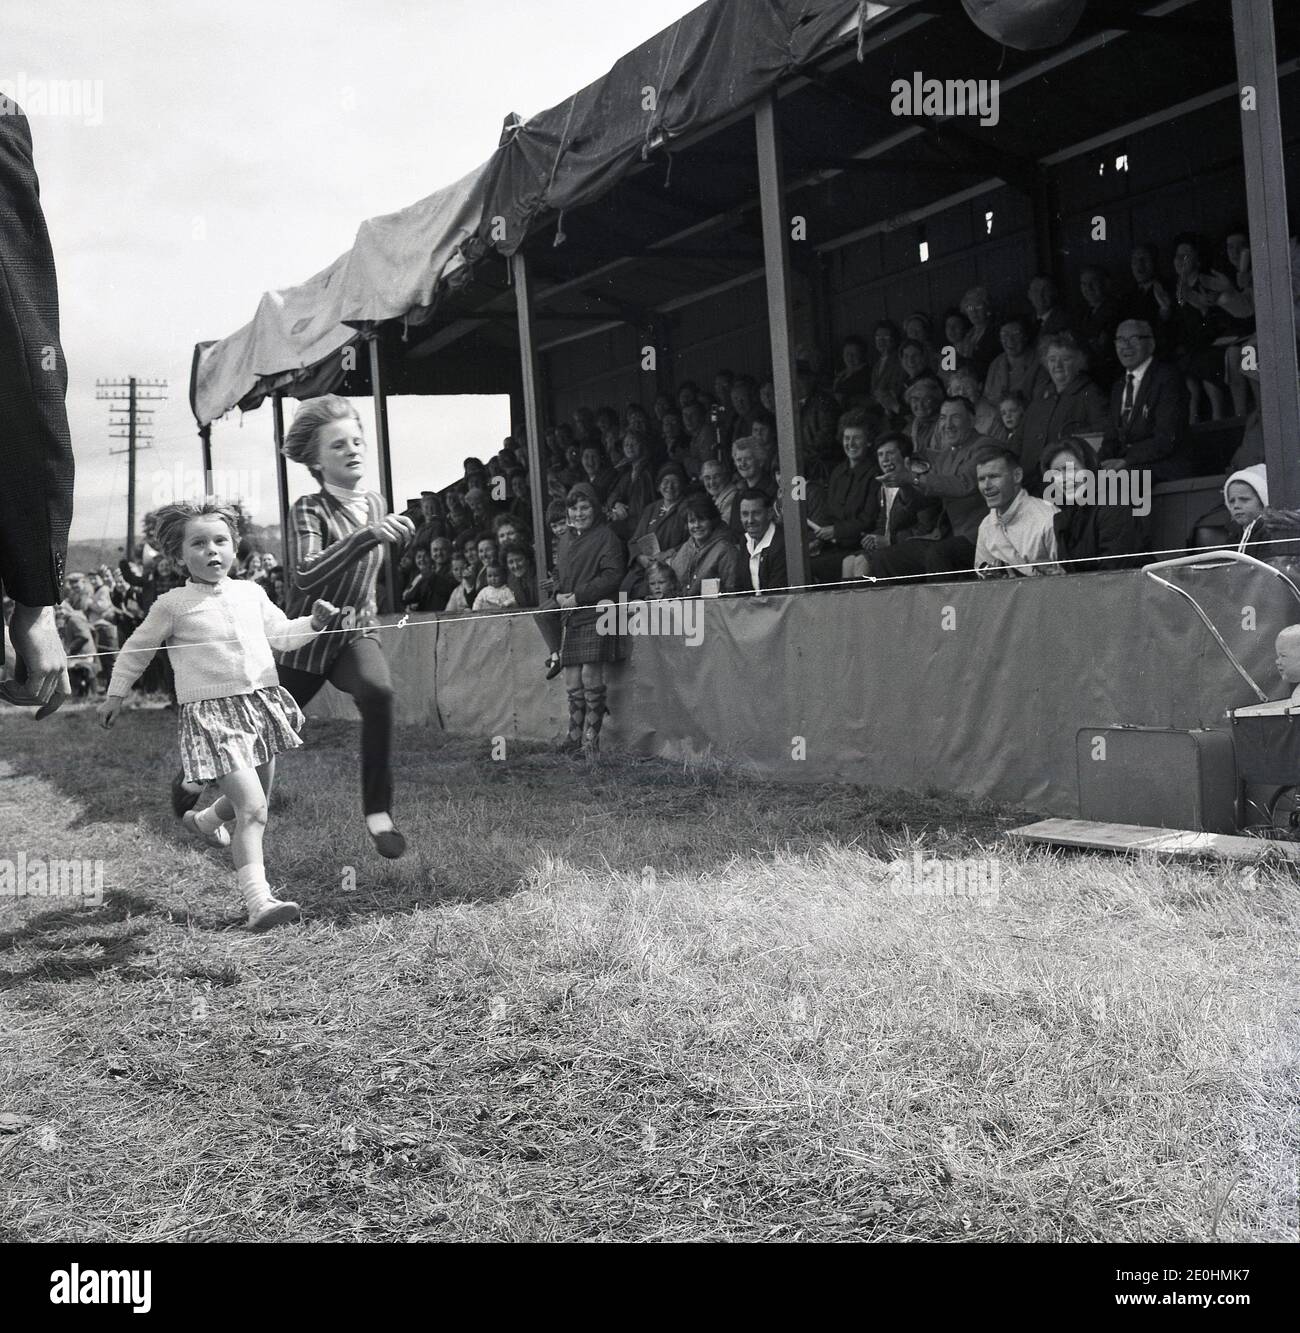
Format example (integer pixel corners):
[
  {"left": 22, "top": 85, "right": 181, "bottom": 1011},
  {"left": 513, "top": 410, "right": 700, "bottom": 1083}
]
[{"left": 1, "top": 0, "right": 1296, "bottom": 1289}]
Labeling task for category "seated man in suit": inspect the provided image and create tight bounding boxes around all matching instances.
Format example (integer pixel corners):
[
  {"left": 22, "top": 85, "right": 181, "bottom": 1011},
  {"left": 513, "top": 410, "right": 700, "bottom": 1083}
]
[
  {"left": 1098, "top": 319, "right": 1190, "bottom": 483},
  {"left": 738, "top": 488, "right": 788, "bottom": 594}
]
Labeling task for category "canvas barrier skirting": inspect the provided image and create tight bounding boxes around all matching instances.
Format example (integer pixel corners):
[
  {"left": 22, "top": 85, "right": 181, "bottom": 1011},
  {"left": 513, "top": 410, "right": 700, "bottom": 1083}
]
[{"left": 302, "top": 563, "right": 1293, "bottom": 814}]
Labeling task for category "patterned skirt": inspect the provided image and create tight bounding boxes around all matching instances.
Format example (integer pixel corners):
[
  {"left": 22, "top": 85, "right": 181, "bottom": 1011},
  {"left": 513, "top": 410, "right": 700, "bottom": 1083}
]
[
  {"left": 178, "top": 685, "right": 305, "bottom": 782},
  {"left": 558, "top": 607, "right": 621, "bottom": 667}
]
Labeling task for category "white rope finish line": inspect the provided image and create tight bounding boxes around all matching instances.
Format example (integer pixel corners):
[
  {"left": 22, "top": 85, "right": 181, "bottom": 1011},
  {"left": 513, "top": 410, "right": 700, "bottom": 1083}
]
[{"left": 39, "top": 536, "right": 1299, "bottom": 661}]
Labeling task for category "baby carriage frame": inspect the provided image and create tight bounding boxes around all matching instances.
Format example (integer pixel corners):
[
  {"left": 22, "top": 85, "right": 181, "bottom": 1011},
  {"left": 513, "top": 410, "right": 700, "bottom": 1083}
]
[{"left": 1143, "top": 549, "right": 1300, "bottom": 837}]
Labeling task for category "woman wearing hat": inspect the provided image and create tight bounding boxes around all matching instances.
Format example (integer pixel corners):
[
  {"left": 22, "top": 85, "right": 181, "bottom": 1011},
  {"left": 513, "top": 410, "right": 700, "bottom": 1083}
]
[{"left": 536, "top": 482, "right": 626, "bottom": 754}]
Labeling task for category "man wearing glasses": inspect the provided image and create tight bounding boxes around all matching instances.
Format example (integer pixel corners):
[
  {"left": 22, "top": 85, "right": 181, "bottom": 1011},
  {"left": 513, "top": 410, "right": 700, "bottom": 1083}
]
[{"left": 1098, "top": 319, "right": 1189, "bottom": 482}]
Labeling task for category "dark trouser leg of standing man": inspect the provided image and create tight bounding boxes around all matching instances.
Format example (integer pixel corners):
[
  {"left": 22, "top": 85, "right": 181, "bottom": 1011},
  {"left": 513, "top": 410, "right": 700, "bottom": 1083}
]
[{"left": 0, "top": 98, "right": 75, "bottom": 674}]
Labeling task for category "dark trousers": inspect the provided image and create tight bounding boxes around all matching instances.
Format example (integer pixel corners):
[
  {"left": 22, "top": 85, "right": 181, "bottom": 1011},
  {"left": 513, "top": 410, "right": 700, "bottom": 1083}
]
[
  {"left": 0, "top": 100, "right": 75, "bottom": 617},
  {"left": 278, "top": 637, "right": 394, "bottom": 816},
  {"left": 868, "top": 536, "right": 976, "bottom": 582},
  {"left": 810, "top": 546, "right": 858, "bottom": 583}
]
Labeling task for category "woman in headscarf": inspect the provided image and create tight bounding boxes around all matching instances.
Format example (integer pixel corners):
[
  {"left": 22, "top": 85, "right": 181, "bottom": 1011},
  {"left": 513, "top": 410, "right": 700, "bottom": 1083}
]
[{"left": 536, "top": 482, "right": 626, "bottom": 755}]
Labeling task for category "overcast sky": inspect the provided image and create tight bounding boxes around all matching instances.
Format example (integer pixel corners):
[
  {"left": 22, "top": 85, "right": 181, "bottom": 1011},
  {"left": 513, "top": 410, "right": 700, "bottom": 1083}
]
[{"left": 8, "top": 0, "right": 700, "bottom": 548}]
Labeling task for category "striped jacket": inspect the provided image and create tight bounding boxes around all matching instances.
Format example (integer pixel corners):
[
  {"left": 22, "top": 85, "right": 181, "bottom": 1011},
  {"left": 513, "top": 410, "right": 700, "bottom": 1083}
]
[{"left": 277, "top": 489, "right": 386, "bottom": 676}]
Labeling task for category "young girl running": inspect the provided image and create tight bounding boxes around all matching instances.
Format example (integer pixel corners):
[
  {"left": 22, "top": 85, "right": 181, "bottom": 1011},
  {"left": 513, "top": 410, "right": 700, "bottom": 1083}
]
[
  {"left": 100, "top": 501, "right": 337, "bottom": 931},
  {"left": 273, "top": 395, "right": 415, "bottom": 857}
]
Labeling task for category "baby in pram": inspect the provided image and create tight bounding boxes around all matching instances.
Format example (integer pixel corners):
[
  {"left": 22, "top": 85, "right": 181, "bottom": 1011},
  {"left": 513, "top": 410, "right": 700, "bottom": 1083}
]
[{"left": 1275, "top": 625, "right": 1300, "bottom": 704}]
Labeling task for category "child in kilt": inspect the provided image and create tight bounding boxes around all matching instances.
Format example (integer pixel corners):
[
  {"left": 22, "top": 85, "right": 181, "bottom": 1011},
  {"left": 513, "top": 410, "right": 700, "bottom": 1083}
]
[{"left": 535, "top": 482, "right": 625, "bottom": 754}]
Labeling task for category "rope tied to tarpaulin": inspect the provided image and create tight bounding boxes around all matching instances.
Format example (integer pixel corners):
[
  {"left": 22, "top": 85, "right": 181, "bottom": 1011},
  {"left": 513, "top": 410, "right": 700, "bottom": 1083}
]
[
  {"left": 641, "top": 16, "right": 683, "bottom": 163},
  {"left": 543, "top": 96, "right": 579, "bottom": 249}
]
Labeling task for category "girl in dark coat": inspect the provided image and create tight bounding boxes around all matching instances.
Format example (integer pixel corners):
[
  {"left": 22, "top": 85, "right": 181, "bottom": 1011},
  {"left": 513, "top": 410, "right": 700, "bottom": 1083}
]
[
  {"left": 1041, "top": 437, "right": 1142, "bottom": 573},
  {"left": 536, "top": 482, "right": 626, "bottom": 754}
]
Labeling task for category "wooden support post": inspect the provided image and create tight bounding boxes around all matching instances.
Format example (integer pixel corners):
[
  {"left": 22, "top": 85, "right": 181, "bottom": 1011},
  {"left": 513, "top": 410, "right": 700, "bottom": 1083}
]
[
  {"left": 271, "top": 393, "right": 291, "bottom": 574},
  {"left": 368, "top": 335, "right": 401, "bottom": 613},
  {"left": 755, "top": 93, "right": 809, "bottom": 591},
  {"left": 1232, "top": 0, "right": 1300, "bottom": 509},
  {"left": 512, "top": 251, "right": 554, "bottom": 589}
]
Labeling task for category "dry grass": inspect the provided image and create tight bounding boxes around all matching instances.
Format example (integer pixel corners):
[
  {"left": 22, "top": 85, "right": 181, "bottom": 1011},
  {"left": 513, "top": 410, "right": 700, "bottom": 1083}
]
[{"left": 0, "top": 701, "right": 1296, "bottom": 1242}]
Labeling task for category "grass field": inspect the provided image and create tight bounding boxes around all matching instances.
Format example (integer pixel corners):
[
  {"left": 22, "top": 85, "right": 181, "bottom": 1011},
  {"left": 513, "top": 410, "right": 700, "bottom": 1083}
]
[{"left": 0, "top": 700, "right": 1296, "bottom": 1242}]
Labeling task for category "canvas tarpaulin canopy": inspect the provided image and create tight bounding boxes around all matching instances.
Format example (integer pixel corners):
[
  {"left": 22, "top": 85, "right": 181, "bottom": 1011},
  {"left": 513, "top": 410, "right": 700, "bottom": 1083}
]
[
  {"left": 191, "top": 158, "right": 501, "bottom": 424},
  {"left": 191, "top": 0, "right": 1090, "bottom": 425}
]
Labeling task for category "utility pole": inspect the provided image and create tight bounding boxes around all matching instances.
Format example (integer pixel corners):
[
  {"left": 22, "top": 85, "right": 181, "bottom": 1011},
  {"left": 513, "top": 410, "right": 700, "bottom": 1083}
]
[{"left": 97, "top": 377, "right": 167, "bottom": 558}]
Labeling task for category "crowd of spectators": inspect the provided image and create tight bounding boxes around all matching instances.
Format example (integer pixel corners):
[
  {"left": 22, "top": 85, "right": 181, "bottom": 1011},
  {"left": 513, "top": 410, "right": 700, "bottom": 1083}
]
[
  {"left": 396, "top": 227, "right": 1265, "bottom": 601},
  {"left": 35, "top": 225, "right": 1269, "bottom": 702}
]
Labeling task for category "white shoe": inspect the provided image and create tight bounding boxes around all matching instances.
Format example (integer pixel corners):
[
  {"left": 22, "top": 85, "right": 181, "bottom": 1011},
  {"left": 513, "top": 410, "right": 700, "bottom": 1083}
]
[
  {"left": 182, "top": 808, "right": 231, "bottom": 848},
  {"left": 246, "top": 896, "right": 301, "bottom": 932}
]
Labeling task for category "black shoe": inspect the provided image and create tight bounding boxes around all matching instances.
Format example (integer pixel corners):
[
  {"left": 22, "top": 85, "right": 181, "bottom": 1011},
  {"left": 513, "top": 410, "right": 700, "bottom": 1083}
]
[
  {"left": 170, "top": 769, "right": 204, "bottom": 819},
  {"left": 545, "top": 653, "right": 563, "bottom": 680},
  {"left": 370, "top": 826, "right": 407, "bottom": 859}
]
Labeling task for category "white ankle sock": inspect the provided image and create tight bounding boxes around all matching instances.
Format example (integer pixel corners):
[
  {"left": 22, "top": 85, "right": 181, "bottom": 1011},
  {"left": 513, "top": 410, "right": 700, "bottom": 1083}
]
[
  {"left": 195, "top": 804, "right": 225, "bottom": 836},
  {"left": 366, "top": 813, "right": 394, "bottom": 836},
  {"left": 237, "top": 864, "right": 272, "bottom": 909}
]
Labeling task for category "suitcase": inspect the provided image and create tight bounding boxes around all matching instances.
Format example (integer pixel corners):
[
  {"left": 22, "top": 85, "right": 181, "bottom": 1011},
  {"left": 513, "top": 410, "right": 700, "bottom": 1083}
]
[{"left": 1075, "top": 726, "right": 1238, "bottom": 833}]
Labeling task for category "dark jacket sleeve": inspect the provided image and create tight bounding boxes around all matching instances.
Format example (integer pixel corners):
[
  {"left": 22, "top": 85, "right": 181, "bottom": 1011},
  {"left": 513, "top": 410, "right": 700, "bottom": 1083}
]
[
  {"left": 0, "top": 100, "right": 75, "bottom": 606},
  {"left": 1122, "top": 365, "right": 1187, "bottom": 467},
  {"left": 573, "top": 529, "right": 626, "bottom": 605},
  {"left": 826, "top": 467, "right": 875, "bottom": 545},
  {"left": 1081, "top": 382, "right": 1110, "bottom": 433},
  {"left": 762, "top": 536, "right": 790, "bottom": 592},
  {"left": 1094, "top": 503, "right": 1144, "bottom": 568},
  {"left": 714, "top": 540, "right": 743, "bottom": 594}
]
